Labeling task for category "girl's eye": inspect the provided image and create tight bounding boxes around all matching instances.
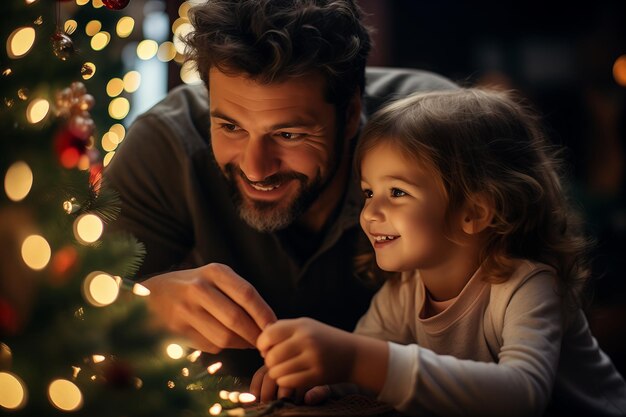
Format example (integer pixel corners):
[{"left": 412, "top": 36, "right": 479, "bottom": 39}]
[
  {"left": 362, "top": 189, "right": 373, "bottom": 199},
  {"left": 391, "top": 188, "right": 407, "bottom": 197}
]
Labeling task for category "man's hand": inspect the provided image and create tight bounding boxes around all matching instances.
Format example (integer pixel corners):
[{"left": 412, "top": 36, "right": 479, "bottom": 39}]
[{"left": 142, "top": 263, "right": 277, "bottom": 353}]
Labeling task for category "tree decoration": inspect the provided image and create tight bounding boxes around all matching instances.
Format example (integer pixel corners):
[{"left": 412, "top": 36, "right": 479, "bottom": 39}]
[
  {"left": 51, "top": 30, "right": 75, "bottom": 61},
  {"left": 102, "top": 0, "right": 131, "bottom": 11}
]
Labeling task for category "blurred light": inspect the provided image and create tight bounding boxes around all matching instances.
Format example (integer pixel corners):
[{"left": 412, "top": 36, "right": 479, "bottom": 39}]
[
  {"left": 17, "top": 88, "right": 29, "bottom": 101},
  {"left": 226, "top": 408, "right": 245, "bottom": 416},
  {"left": 92, "top": 0, "right": 104, "bottom": 8},
  {"left": 91, "top": 31, "right": 110, "bottom": 51},
  {"left": 187, "top": 350, "right": 201, "bottom": 362},
  {"left": 0, "top": 372, "right": 27, "bottom": 410},
  {"left": 77, "top": 155, "right": 90, "bottom": 171},
  {"left": 228, "top": 391, "right": 240, "bottom": 403},
  {"left": 132, "top": 283, "right": 150, "bottom": 296},
  {"left": 181, "top": 367, "right": 189, "bottom": 377},
  {"left": 21, "top": 235, "right": 51, "bottom": 270},
  {"left": 4, "top": 161, "right": 33, "bottom": 202},
  {"left": 73, "top": 213, "right": 104, "bottom": 244},
  {"left": 167, "top": 381, "right": 175, "bottom": 388},
  {"left": 207, "top": 362, "right": 222, "bottom": 375},
  {"left": 219, "top": 390, "right": 229, "bottom": 400},
  {"left": 103, "top": 151, "right": 115, "bottom": 167},
  {"left": 174, "top": 52, "right": 185, "bottom": 64},
  {"left": 26, "top": 98, "right": 49, "bottom": 123},
  {"left": 137, "top": 40, "right": 158, "bottom": 60},
  {"left": 123, "top": 71, "right": 141, "bottom": 92},
  {"left": 171, "top": 17, "right": 189, "bottom": 35},
  {"left": 2, "top": 68, "right": 12, "bottom": 76},
  {"left": 33, "top": 16, "right": 43, "bottom": 25},
  {"left": 134, "top": 378, "right": 143, "bottom": 389},
  {"left": 101, "top": 132, "right": 119, "bottom": 151},
  {"left": 76, "top": 0, "right": 90, "bottom": 5},
  {"left": 81, "top": 62, "right": 96, "bottom": 80},
  {"left": 613, "top": 55, "right": 626, "bottom": 87},
  {"left": 7, "top": 27, "right": 36, "bottom": 59},
  {"left": 106, "top": 78, "right": 124, "bottom": 97},
  {"left": 83, "top": 272, "right": 119, "bottom": 307},
  {"left": 157, "top": 41, "right": 176, "bottom": 62},
  {"left": 116, "top": 16, "right": 135, "bottom": 38},
  {"left": 85, "top": 20, "right": 101, "bottom": 37},
  {"left": 48, "top": 379, "right": 83, "bottom": 411},
  {"left": 25, "top": 0, "right": 38, "bottom": 4},
  {"left": 178, "top": 2, "right": 191, "bottom": 18},
  {"left": 71, "top": 367, "right": 81, "bottom": 379},
  {"left": 209, "top": 403, "right": 222, "bottom": 415},
  {"left": 92, "top": 355, "right": 105, "bottom": 363},
  {"left": 108, "top": 97, "right": 130, "bottom": 120},
  {"left": 173, "top": 22, "right": 193, "bottom": 54},
  {"left": 143, "top": 10, "right": 170, "bottom": 42},
  {"left": 166, "top": 344, "right": 184, "bottom": 359},
  {"left": 238, "top": 393, "right": 256, "bottom": 403},
  {"left": 180, "top": 61, "right": 201, "bottom": 85},
  {"left": 64, "top": 20, "right": 78, "bottom": 34},
  {"left": 109, "top": 123, "right": 126, "bottom": 142}
]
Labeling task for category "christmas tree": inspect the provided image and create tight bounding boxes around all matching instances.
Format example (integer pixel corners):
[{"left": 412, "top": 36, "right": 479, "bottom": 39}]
[{"left": 0, "top": 1, "right": 252, "bottom": 415}]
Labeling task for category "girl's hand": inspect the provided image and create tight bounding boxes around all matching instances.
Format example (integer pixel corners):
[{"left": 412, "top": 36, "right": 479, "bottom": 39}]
[{"left": 256, "top": 318, "right": 358, "bottom": 390}]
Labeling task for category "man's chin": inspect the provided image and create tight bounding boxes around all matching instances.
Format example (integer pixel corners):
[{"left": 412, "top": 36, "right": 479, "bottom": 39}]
[{"left": 237, "top": 200, "right": 297, "bottom": 232}]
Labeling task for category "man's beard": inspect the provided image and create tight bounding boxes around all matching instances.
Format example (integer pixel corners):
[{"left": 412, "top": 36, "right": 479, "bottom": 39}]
[{"left": 222, "top": 164, "right": 325, "bottom": 232}]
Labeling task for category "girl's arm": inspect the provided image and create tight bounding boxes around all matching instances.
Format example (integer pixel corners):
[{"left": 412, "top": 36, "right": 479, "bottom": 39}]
[{"left": 256, "top": 318, "right": 389, "bottom": 395}]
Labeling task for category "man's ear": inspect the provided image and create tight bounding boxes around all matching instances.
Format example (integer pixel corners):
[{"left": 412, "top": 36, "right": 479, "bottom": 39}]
[
  {"left": 461, "top": 193, "right": 494, "bottom": 235},
  {"left": 343, "top": 88, "right": 362, "bottom": 141}
]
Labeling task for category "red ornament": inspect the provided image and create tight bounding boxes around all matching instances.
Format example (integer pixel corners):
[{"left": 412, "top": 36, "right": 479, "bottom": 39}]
[
  {"left": 102, "top": 0, "right": 130, "bottom": 10},
  {"left": 0, "top": 298, "right": 20, "bottom": 336},
  {"left": 54, "top": 127, "right": 88, "bottom": 169},
  {"left": 50, "top": 246, "right": 79, "bottom": 285}
]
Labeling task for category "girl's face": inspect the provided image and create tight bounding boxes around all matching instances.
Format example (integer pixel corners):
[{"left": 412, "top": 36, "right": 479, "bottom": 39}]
[{"left": 359, "top": 141, "right": 456, "bottom": 272}]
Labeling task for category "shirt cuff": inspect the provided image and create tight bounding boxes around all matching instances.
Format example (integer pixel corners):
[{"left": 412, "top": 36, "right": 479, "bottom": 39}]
[{"left": 378, "top": 342, "right": 419, "bottom": 409}]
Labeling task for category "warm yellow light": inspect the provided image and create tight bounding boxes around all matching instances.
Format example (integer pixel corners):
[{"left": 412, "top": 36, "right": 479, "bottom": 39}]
[
  {"left": 238, "top": 393, "right": 256, "bottom": 403},
  {"left": 123, "top": 71, "right": 141, "bottom": 93},
  {"left": 83, "top": 272, "right": 119, "bottom": 307},
  {"left": 2, "top": 68, "right": 12, "bottom": 76},
  {"left": 7, "top": 27, "right": 36, "bottom": 59},
  {"left": 108, "top": 97, "right": 130, "bottom": 120},
  {"left": 219, "top": 390, "right": 229, "bottom": 400},
  {"left": 178, "top": 2, "right": 191, "bottom": 18},
  {"left": 226, "top": 408, "right": 245, "bottom": 416},
  {"left": 64, "top": 20, "right": 78, "bottom": 34},
  {"left": 180, "top": 61, "right": 201, "bottom": 85},
  {"left": 116, "top": 16, "right": 134, "bottom": 38},
  {"left": 91, "top": 31, "right": 110, "bottom": 51},
  {"left": 613, "top": 55, "right": 626, "bottom": 87},
  {"left": 137, "top": 40, "right": 158, "bottom": 60},
  {"left": 4, "top": 161, "right": 33, "bottom": 202},
  {"left": 187, "top": 350, "right": 202, "bottom": 362},
  {"left": 81, "top": 62, "right": 96, "bottom": 80},
  {"left": 109, "top": 123, "right": 126, "bottom": 142},
  {"left": 166, "top": 344, "right": 184, "bottom": 360},
  {"left": 76, "top": 0, "right": 89, "bottom": 5},
  {"left": 26, "top": 98, "right": 50, "bottom": 123},
  {"left": 173, "top": 22, "right": 193, "bottom": 54},
  {"left": 25, "top": 0, "right": 38, "bottom": 4},
  {"left": 48, "top": 379, "right": 83, "bottom": 411},
  {"left": 228, "top": 391, "right": 240, "bottom": 403},
  {"left": 181, "top": 368, "right": 189, "bottom": 377},
  {"left": 157, "top": 41, "right": 176, "bottom": 62},
  {"left": 167, "top": 380, "right": 175, "bottom": 388},
  {"left": 102, "top": 132, "right": 119, "bottom": 152},
  {"left": 73, "top": 213, "right": 104, "bottom": 244},
  {"left": 207, "top": 361, "right": 222, "bottom": 375},
  {"left": 132, "top": 283, "right": 150, "bottom": 296},
  {"left": 174, "top": 52, "right": 185, "bottom": 64},
  {"left": 21, "top": 235, "right": 51, "bottom": 271},
  {"left": 77, "top": 155, "right": 90, "bottom": 171},
  {"left": 92, "top": 355, "right": 105, "bottom": 363},
  {"left": 0, "top": 372, "right": 27, "bottom": 410},
  {"left": 106, "top": 78, "right": 124, "bottom": 97},
  {"left": 209, "top": 403, "right": 222, "bottom": 416},
  {"left": 92, "top": 0, "right": 104, "bottom": 8},
  {"left": 85, "top": 20, "right": 102, "bottom": 37},
  {"left": 72, "top": 367, "right": 81, "bottom": 379},
  {"left": 103, "top": 151, "right": 115, "bottom": 167}
]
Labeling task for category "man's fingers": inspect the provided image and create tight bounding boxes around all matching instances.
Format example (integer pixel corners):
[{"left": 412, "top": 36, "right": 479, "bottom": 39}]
[
  {"left": 186, "top": 307, "right": 253, "bottom": 350},
  {"left": 249, "top": 366, "right": 267, "bottom": 400},
  {"left": 181, "top": 326, "right": 221, "bottom": 354},
  {"left": 304, "top": 385, "right": 331, "bottom": 405},
  {"left": 261, "top": 371, "right": 280, "bottom": 403}
]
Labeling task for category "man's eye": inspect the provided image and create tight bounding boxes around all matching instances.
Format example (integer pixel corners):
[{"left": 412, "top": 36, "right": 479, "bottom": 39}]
[
  {"left": 362, "top": 189, "right": 373, "bottom": 199},
  {"left": 222, "top": 123, "right": 239, "bottom": 132},
  {"left": 391, "top": 188, "right": 407, "bottom": 197},
  {"left": 278, "top": 132, "right": 304, "bottom": 140}
]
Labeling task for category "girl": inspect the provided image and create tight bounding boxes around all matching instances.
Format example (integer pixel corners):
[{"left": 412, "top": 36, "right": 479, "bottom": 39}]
[{"left": 255, "top": 88, "right": 626, "bottom": 416}]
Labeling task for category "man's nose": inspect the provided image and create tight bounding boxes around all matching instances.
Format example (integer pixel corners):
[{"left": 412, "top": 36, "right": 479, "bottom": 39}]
[{"left": 239, "top": 136, "right": 280, "bottom": 182}]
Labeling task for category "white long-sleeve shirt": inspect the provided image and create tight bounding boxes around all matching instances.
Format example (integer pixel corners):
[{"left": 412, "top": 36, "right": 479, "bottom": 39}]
[{"left": 355, "top": 260, "right": 626, "bottom": 416}]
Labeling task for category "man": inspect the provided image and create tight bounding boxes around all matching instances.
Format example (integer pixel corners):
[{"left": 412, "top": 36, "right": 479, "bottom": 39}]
[{"left": 105, "top": 0, "right": 455, "bottom": 375}]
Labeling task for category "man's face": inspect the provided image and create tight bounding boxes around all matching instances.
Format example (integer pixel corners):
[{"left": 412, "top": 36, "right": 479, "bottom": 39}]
[{"left": 209, "top": 68, "right": 342, "bottom": 232}]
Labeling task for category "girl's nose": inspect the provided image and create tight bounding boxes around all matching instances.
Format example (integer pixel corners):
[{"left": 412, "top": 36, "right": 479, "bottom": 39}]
[{"left": 361, "top": 198, "right": 385, "bottom": 223}]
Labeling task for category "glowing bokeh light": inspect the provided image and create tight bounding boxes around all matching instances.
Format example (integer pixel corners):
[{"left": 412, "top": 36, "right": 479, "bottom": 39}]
[
  {"left": 102, "top": 132, "right": 119, "bottom": 151},
  {"left": 219, "top": 390, "right": 229, "bottom": 400},
  {"left": 166, "top": 344, "right": 184, "bottom": 360},
  {"left": 4, "top": 161, "right": 33, "bottom": 202},
  {"left": 48, "top": 379, "right": 83, "bottom": 411},
  {"left": 83, "top": 272, "right": 119, "bottom": 307},
  {"left": 209, "top": 403, "right": 222, "bottom": 415},
  {"left": 181, "top": 367, "right": 189, "bottom": 377},
  {"left": 92, "top": 0, "right": 104, "bottom": 8},
  {"left": 73, "top": 213, "right": 104, "bottom": 244},
  {"left": 178, "top": 2, "right": 191, "bottom": 18},
  {"left": 207, "top": 362, "right": 222, "bottom": 374},
  {"left": 81, "top": 62, "right": 96, "bottom": 80},
  {"left": 226, "top": 408, "right": 245, "bottom": 416},
  {"left": 180, "top": 61, "right": 202, "bottom": 85},
  {"left": 26, "top": 98, "right": 49, "bottom": 123},
  {"left": 116, "top": 16, "right": 134, "bottom": 38},
  {"left": 132, "top": 283, "right": 150, "bottom": 296},
  {"left": 109, "top": 123, "right": 126, "bottom": 142},
  {"left": 85, "top": 20, "right": 101, "bottom": 37},
  {"left": 123, "top": 71, "right": 141, "bottom": 93},
  {"left": 613, "top": 55, "right": 626, "bottom": 87},
  {"left": 187, "top": 350, "right": 202, "bottom": 362},
  {"left": 92, "top": 355, "right": 105, "bottom": 363},
  {"left": 137, "top": 39, "right": 158, "bottom": 60},
  {"left": 172, "top": 17, "right": 189, "bottom": 35},
  {"left": 238, "top": 393, "right": 256, "bottom": 403},
  {"left": 76, "top": 0, "right": 89, "bottom": 5},
  {"left": 108, "top": 97, "right": 130, "bottom": 120},
  {"left": 25, "top": 0, "right": 38, "bottom": 4},
  {"left": 90, "top": 31, "right": 110, "bottom": 51},
  {"left": 21, "top": 235, "right": 51, "bottom": 270},
  {"left": 7, "top": 27, "right": 36, "bottom": 59},
  {"left": 106, "top": 77, "right": 124, "bottom": 97},
  {"left": 228, "top": 391, "right": 240, "bottom": 403},
  {"left": 0, "top": 372, "right": 27, "bottom": 410},
  {"left": 173, "top": 22, "right": 193, "bottom": 54},
  {"left": 64, "top": 20, "right": 78, "bottom": 34},
  {"left": 103, "top": 151, "right": 115, "bottom": 167},
  {"left": 157, "top": 41, "right": 176, "bottom": 62}
]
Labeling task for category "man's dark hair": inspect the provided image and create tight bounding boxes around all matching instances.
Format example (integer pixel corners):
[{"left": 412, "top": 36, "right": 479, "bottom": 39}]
[{"left": 185, "top": 0, "right": 371, "bottom": 110}]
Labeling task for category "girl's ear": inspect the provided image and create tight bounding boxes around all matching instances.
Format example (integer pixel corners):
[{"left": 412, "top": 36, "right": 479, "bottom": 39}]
[
  {"left": 461, "top": 193, "right": 494, "bottom": 235},
  {"left": 343, "top": 88, "right": 362, "bottom": 141}
]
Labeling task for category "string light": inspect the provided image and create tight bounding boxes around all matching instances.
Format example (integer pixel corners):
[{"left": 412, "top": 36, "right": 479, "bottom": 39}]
[
  {"left": 108, "top": 97, "right": 130, "bottom": 119},
  {"left": 132, "top": 283, "right": 150, "bottom": 296},
  {"left": 91, "top": 31, "right": 110, "bottom": 51},
  {"left": 0, "top": 372, "right": 27, "bottom": 410},
  {"left": 64, "top": 20, "right": 78, "bottom": 33},
  {"left": 83, "top": 272, "right": 119, "bottom": 307},
  {"left": 178, "top": 2, "right": 191, "bottom": 18},
  {"left": 116, "top": 16, "right": 135, "bottom": 38},
  {"left": 181, "top": 368, "right": 189, "bottom": 377},
  {"left": 226, "top": 408, "right": 245, "bottom": 416},
  {"left": 219, "top": 390, "right": 229, "bottom": 400},
  {"left": 167, "top": 381, "right": 175, "bottom": 389},
  {"left": 6, "top": 27, "right": 36, "bottom": 59},
  {"left": 187, "top": 350, "right": 202, "bottom": 362},
  {"left": 48, "top": 379, "right": 83, "bottom": 411},
  {"left": 26, "top": 98, "right": 50, "bottom": 123},
  {"left": 92, "top": 355, "right": 106, "bottom": 363},
  {"left": 228, "top": 391, "right": 240, "bottom": 403},
  {"left": 123, "top": 71, "right": 141, "bottom": 93},
  {"left": 73, "top": 213, "right": 104, "bottom": 244},
  {"left": 207, "top": 361, "right": 222, "bottom": 374},
  {"left": 103, "top": 151, "right": 115, "bottom": 167},
  {"left": 106, "top": 78, "right": 124, "bottom": 97},
  {"left": 92, "top": 0, "right": 104, "bottom": 8},
  {"left": 238, "top": 393, "right": 256, "bottom": 403},
  {"left": 209, "top": 403, "right": 222, "bottom": 415},
  {"left": 166, "top": 344, "right": 184, "bottom": 360},
  {"left": 82, "top": 62, "right": 96, "bottom": 80},
  {"left": 157, "top": 41, "right": 176, "bottom": 62},
  {"left": 76, "top": 0, "right": 90, "bottom": 5},
  {"left": 21, "top": 235, "right": 51, "bottom": 270},
  {"left": 109, "top": 123, "right": 126, "bottom": 142},
  {"left": 85, "top": 20, "right": 102, "bottom": 36},
  {"left": 136, "top": 40, "right": 158, "bottom": 60},
  {"left": 4, "top": 161, "right": 33, "bottom": 202},
  {"left": 71, "top": 367, "right": 81, "bottom": 379},
  {"left": 102, "top": 131, "right": 119, "bottom": 151},
  {"left": 180, "top": 61, "right": 201, "bottom": 85},
  {"left": 173, "top": 22, "right": 193, "bottom": 54}
]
